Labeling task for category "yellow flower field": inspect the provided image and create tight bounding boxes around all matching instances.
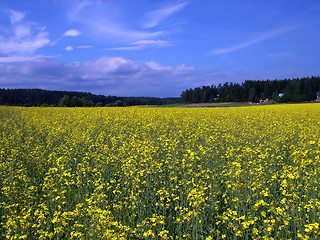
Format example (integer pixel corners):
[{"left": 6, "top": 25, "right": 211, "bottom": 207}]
[{"left": 1, "top": 104, "right": 320, "bottom": 239}]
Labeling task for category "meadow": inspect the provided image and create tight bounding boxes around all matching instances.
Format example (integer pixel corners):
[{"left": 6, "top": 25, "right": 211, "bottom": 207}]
[{"left": 1, "top": 104, "right": 320, "bottom": 239}]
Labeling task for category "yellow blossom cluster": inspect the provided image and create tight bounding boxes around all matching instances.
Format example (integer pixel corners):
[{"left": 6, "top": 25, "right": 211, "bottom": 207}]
[{"left": 1, "top": 104, "right": 320, "bottom": 239}]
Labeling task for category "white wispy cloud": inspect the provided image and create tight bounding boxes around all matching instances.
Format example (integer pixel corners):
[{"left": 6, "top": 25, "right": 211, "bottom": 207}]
[
  {"left": 0, "top": 32, "right": 50, "bottom": 55},
  {"left": 68, "top": 1, "right": 164, "bottom": 43},
  {"left": 0, "top": 15, "right": 50, "bottom": 55},
  {"left": 0, "top": 55, "right": 51, "bottom": 63},
  {"left": 210, "top": 27, "right": 297, "bottom": 55},
  {"left": 65, "top": 46, "right": 74, "bottom": 51},
  {"left": 106, "top": 46, "right": 144, "bottom": 51},
  {"left": 7, "top": 9, "right": 26, "bottom": 24},
  {"left": 77, "top": 45, "right": 92, "bottom": 49},
  {"left": 0, "top": 10, "right": 50, "bottom": 55},
  {"left": 51, "top": 29, "right": 82, "bottom": 45},
  {"left": 107, "top": 40, "right": 173, "bottom": 51},
  {"left": 68, "top": 0, "right": 94, "bottom": 21},
  {"left": 142, "top": 2, "right": 189, "bottom": 28},
  {"left": 64, "top": 29, "right": 81, "bottom": 37},
  {"left": 66, "top": 1, "right": 188, "bottom": 51},
  {"left": 92, "top": 23, "right": 163, "bottom": 42},
  {"left": 133, "top": 40, "right": 173, "bottom": 47},
  {"left": 13, "top": 24, "right": 32, "bottom": 39}
]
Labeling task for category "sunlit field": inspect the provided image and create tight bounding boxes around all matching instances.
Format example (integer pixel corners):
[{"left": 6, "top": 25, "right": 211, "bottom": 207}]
[{"left": 1, "top": 104, "right": 320, "bottom": 239}]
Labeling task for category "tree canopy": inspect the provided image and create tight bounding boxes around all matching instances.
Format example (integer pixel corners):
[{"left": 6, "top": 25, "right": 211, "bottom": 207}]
[
  {"left": 181, "top": 76, "right": 320, "bottom": 103},
  {"left": 0, "top": 89, "right": 179, "bottom": 107}
]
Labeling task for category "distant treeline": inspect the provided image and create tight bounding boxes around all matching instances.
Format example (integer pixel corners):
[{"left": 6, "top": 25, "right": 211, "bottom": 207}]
[
  {"left": 181, "top": 76, "right": 320, "bottom": 103},
  {"left": 0, "top": 89, "right": 179, "bottom": 107}
]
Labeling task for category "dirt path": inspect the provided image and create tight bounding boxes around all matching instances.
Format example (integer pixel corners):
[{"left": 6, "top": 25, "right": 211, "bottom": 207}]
[{"left": 180, "top": 102, "right": 233, "bottom": 107}]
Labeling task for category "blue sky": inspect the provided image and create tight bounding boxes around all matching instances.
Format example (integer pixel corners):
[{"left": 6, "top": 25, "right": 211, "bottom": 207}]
[{"left": 0, "top": 0, "right": 319, "bottom": 97}]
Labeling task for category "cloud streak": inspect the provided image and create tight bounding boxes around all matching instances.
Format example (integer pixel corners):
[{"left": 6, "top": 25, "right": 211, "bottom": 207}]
[
  {"left": 142, "top": 2, "right": 189, "bottom": 28},
  {"left": 51, "top": 28, "right": 82, "bottom": 46},
  {"left": 64, "top": 29, "right": 81, "bottom": 37},
  {"left": 65, "top": 46, "right": 73, "bottom": 51},
  {"left": 210, "top": 27, "right": 296, "bottom": 55},
  {"left": 133, "top": 40, "right": 173, "bottom": 47},
  {"left": 106, "top": 46, "right": 144, "bottom": 51},
  {"left": 0, "top": 55, "right": 52, "bottom": 63},
  {"left": 77, "top": 45, "right": 92, "bottom": 49},
  {"left": 66, "top": 0, "right": 187, "bottom": 50},
  {"left": 68, "top": 1, "right": 164, "bottom": 43},
  {"left": 107, "top": 40, "right": 173, "bottom": 51}
]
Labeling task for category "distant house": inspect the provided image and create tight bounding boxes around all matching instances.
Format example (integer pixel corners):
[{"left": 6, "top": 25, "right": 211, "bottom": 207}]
[
  {"left": 316, "top": 92, "right": 320, "bottom": 101},
  {"left": 259, "top": 98, "right": 269, "bottom": 103},
  {"left": 278, "top": 93, "right": 284, "bottom": 98}
]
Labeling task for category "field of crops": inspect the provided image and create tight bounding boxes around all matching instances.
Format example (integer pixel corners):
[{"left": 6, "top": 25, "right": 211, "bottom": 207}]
[{"left": 1, "top": 104, "right": 320, "bottom": 239}]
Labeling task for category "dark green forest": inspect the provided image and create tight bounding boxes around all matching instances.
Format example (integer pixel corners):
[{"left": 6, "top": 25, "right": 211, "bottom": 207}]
[
  {"left": 1, "top": 76, "right": 320, "bottom": 107},
  {"left": 181, "top": 76, "right": 320, "bottom": 103},
  {"left": 0, "top": 88, "right": 179, "bottom": 107}
]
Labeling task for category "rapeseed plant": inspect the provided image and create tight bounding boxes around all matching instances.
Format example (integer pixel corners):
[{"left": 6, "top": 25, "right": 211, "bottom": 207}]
[{"left": 0, "top": 104, "right": 320, "bottom": 239}]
